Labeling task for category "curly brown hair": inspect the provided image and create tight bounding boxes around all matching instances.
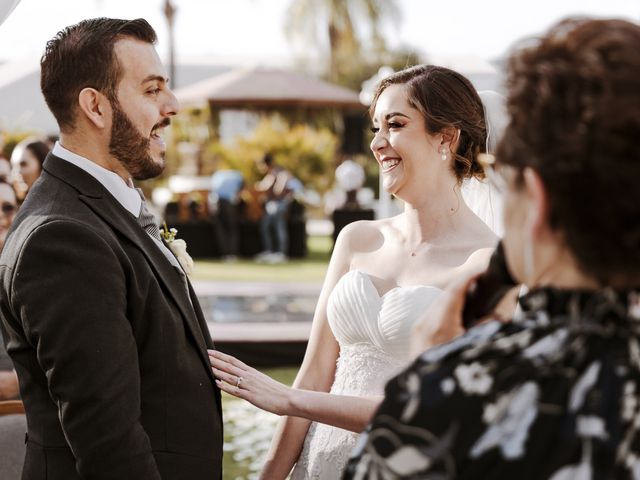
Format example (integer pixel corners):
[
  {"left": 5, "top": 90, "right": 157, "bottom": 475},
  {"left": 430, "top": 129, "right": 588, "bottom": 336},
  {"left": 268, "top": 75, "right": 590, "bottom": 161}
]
[
  {"left": 497, "top": 18, "right": 640, "bottom": 285},
  {"left": 370, "top": 65, "right": 488, "bottom": 183}
]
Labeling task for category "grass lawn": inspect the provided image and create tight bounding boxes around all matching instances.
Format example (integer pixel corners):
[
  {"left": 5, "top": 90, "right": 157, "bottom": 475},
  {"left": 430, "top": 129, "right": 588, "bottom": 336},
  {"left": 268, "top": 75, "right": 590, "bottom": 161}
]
[{"left": 192, "top": 235, "right": 332, "bottom": 283}]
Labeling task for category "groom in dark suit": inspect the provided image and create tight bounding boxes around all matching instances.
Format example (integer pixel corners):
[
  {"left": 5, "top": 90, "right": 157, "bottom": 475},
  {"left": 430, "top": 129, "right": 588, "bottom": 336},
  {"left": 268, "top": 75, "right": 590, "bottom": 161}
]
[{"left": 0, "top": 18, "right": 222, "bottom": 479}]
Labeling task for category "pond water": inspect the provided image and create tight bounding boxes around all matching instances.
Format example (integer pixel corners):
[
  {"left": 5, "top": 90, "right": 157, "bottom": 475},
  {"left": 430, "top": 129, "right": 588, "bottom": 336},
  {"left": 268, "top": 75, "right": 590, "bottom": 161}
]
[{"left": 198, "top": 294, "right": 317, "bottom": 324}]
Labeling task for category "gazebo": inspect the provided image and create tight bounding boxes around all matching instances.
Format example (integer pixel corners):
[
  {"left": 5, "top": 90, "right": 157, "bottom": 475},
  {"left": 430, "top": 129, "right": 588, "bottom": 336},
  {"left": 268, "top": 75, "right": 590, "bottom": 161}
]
[
  {"left": 174, "top": 66, "right": 366, "bottom": 154},
  {"left": 175, "top": 66, "right": 363, "bottom": 110}
]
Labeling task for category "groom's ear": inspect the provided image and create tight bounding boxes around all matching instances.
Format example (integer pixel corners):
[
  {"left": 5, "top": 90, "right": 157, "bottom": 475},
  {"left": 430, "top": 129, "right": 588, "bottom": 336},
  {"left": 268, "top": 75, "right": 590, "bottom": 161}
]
[{"left": 77, "top": 88, "right": 110, "bottom": 130}]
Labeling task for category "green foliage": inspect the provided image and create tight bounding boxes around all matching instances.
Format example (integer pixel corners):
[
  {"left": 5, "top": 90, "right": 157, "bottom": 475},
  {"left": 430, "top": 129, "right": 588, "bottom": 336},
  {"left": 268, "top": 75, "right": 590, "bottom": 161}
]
[{"left": 207, "top": 115, "right": 339, "bottom": 193}]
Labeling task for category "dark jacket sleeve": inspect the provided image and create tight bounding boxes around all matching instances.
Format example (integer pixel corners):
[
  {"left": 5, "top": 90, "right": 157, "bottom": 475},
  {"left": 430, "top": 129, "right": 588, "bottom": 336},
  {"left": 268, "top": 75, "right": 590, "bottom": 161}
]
[{"left": 11, "top": 220, "right": 161, "bottom": 479}]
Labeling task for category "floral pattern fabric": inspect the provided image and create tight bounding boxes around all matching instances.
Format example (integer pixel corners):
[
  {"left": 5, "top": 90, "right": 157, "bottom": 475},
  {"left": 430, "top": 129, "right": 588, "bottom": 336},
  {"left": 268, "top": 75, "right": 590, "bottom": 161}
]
[{"left": 344, "top": 288, "right": 640, "bottom": 479}]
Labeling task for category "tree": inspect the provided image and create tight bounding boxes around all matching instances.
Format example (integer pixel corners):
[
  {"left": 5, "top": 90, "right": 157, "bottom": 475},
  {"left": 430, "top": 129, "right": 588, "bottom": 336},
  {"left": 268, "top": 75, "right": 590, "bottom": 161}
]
[
  {"left": 285, "top": 0, "right": 401, "bottom": 84},
  {"left": 162, "top": 0, "right": 177, "bottom": 87}
]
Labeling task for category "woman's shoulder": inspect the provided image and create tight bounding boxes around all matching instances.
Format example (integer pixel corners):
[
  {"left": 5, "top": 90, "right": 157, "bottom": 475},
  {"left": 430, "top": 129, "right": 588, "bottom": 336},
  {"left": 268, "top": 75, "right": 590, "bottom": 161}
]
[{"left": 335, "top": 216, "right": 397, "bottom": 251}]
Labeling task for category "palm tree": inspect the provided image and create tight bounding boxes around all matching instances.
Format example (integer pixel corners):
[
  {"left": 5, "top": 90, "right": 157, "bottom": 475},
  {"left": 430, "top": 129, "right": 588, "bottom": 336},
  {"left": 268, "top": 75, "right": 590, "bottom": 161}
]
[
  {"left": 163, "top": 0, "right": 177, "bottom": 87},
  {"left": 285, "top": 0, "right": 400, "bottom": 83}
]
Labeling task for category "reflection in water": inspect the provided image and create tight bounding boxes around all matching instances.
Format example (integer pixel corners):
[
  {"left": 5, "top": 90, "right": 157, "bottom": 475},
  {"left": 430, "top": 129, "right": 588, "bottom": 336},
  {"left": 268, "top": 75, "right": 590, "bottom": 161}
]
[{"left": 199, "top": 294, "right": 317, "bottom": 324}]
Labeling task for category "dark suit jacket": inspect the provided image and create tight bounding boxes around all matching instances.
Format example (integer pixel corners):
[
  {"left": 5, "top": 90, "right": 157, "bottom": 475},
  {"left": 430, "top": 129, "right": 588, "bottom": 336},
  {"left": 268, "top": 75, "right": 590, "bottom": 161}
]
[{"left": 0, "top": 154, "right": 223, "bottom": 479}]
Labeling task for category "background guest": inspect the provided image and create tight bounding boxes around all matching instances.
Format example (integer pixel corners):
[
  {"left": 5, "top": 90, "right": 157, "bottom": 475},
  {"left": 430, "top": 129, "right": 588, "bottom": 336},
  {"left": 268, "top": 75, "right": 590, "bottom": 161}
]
[
  {"left": 0, "top": 156, "right": 11, "bottom": 182},
  {"left": 254, "top": 153, "right": 293, "bottom": 264},
  {"left": 211, "top": 168, "right": 244, "bottom": 261},
  {"left": 0, "top": 180, "right": 18, "bottom": 254},
  {"left": 0, "top": 179, "right": 19, "bottom": 400},
  {"left": 10, "top": 139, "right": 49, "bottom": 200},
  {"left": 346, "top": 17, "right": 640, "bottom": 479}
]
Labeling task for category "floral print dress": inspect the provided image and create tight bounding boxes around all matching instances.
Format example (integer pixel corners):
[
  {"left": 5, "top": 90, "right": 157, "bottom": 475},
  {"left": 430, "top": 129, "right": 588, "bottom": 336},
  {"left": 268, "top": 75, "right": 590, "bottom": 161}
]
[{"left": 345, "top": 288, "right": 640, "bottom": 479}]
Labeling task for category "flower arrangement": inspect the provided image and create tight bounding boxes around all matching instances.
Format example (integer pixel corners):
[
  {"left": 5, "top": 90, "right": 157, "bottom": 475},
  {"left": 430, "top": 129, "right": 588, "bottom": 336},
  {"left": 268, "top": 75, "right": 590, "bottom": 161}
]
[{"left": 160, "top": 223, "right": 194, "bottom": 276}]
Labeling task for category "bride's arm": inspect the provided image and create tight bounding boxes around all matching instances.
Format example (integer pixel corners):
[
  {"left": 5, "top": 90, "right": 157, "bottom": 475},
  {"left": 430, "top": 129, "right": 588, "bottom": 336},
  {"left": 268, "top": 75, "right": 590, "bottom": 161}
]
[
  {"left": 215, "top": 223, "right": 361, "bottom": 479},
  {"left": 211, "top": 349, "right": 383, "bottom": 432}
]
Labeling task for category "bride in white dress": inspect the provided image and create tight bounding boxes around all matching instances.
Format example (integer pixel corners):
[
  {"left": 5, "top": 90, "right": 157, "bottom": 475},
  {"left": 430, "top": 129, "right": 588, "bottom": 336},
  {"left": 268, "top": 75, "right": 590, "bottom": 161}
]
[{"left": 209, "top": 65, "right": 505, "bottom": 479}]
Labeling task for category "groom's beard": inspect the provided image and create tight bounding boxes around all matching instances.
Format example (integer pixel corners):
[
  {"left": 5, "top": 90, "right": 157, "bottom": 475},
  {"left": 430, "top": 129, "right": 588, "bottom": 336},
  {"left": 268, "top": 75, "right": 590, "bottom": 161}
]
[{"left": 108, "top": 100, "right": 166, "bottom": 181}]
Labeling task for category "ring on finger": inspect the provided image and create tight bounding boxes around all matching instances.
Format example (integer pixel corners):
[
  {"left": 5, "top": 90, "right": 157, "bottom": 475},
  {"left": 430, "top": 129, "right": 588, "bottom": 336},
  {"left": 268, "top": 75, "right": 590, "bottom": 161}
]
[{"left": 235, "top": 376, "right": 243, "bottom": 388}]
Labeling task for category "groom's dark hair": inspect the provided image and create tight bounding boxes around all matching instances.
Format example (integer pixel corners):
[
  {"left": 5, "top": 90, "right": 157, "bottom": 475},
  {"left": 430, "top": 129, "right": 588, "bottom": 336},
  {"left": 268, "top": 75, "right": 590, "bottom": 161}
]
[{"left": 40, "top": 18, "right": 157, "bottom": 133}]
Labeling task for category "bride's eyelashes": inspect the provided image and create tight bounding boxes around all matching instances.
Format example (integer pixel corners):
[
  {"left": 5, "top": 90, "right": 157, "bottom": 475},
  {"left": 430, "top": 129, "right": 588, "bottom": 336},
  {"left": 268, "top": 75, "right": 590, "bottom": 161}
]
[{"left": 370, "top": 121, "right": 405, "bottom": 134}]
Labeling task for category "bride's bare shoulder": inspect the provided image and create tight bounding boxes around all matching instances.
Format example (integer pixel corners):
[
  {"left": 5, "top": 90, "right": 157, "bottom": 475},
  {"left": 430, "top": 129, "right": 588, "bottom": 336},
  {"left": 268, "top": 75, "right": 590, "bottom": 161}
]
[{"left": 334, "top": 216, "right": 395, "bottom": 255}]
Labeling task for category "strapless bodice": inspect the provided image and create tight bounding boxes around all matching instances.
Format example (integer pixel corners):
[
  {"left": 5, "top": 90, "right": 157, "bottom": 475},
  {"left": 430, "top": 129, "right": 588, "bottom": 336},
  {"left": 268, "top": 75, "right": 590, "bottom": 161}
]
[
  {"left": 290, "top": 270, "right": 443, "bottom": 479},
  {"left": 328, "top": 269, "right": 443, "bottom": 374}
]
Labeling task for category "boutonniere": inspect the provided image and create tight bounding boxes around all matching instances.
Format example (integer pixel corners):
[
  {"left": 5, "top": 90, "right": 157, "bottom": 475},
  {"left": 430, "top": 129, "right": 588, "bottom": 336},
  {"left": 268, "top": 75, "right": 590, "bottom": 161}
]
[{"left": 160, "top": 223, "right": 194, "bottom": 276}]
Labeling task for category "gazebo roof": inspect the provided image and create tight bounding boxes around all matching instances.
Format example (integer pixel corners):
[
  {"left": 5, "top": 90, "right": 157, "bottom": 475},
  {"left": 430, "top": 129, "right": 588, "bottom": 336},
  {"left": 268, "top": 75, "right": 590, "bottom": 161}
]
[{"left": 175, "top": 66, "right": 363, "bottom": 109}]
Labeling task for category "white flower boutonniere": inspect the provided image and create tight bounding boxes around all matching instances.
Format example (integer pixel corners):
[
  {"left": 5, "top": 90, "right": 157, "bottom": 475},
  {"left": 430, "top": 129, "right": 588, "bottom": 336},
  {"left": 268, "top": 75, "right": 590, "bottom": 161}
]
[{"left": 160, "top": 224, "right": 194, "bottom": 276}]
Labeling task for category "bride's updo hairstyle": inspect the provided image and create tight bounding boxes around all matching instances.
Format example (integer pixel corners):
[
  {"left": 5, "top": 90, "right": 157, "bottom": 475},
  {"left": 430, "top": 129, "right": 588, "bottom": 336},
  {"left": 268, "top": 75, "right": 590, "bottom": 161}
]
[
  {"left": 370, "top": 65, "right": 487, "bottom": 183},
  {"left": 497, "top": 18, "right": 640, "bottom": 285}
]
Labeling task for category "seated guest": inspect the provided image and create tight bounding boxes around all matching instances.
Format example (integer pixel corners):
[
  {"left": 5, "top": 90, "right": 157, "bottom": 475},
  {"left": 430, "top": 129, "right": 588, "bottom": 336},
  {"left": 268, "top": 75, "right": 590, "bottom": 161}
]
[{"left": 345, "top": 18, "right": 640, "bottom": 479}]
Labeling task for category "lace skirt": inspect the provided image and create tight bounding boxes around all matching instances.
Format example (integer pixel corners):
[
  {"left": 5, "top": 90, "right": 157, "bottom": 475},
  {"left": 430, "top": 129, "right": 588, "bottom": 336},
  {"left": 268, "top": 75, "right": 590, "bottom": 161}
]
[{"left": 290, "top": 343, "right": 404, "bottom": 479}]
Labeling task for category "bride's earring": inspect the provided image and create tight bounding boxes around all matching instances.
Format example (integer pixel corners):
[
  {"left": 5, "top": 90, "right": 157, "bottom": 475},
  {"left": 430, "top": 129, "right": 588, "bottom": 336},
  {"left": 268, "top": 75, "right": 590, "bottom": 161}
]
[{"left": 441, "top": 147, "right": 448, "bottom": 162}]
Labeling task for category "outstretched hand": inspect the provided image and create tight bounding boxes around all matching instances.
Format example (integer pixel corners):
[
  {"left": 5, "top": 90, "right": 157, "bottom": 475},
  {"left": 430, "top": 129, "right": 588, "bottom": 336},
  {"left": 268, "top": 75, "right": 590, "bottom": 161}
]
[{"left": 208, "top": 350, "right": 293, "bottom": 416}]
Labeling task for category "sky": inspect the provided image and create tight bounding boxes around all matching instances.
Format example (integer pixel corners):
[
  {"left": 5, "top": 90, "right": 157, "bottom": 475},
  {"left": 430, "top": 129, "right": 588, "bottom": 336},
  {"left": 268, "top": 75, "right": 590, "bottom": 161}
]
[{"left": 0, "top": 0, "right": 638, "bottom": 66}]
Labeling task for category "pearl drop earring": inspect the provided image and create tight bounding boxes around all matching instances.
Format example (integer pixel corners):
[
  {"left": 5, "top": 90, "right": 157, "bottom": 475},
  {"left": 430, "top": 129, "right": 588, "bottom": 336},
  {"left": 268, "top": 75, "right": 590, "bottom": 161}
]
[{"left": 441, "top": 147, "right": 447, "bottom": 161}]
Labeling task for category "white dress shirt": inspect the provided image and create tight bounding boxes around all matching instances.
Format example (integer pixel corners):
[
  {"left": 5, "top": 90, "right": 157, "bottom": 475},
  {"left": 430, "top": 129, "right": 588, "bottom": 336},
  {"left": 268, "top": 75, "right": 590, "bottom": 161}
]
[
  {"left": 52, "top": 142, "right": 188, "bottom": 281},
  {"left": 52, "top": 142, "right": 141, "bottom": 216}
]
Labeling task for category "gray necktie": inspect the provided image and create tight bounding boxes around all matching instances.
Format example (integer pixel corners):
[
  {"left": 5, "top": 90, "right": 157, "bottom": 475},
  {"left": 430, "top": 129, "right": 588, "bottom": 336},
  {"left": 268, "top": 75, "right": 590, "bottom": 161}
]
[
  {"left": 136, "top": 189, "right": 162, "bottom": 241},
  {"left": 135, "top": 188, "right": 191, "bottom": 297}
]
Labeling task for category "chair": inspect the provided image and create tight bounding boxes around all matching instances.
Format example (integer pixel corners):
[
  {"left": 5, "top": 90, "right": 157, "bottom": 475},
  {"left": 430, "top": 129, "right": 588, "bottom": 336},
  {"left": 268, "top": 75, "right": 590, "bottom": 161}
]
[{"left": 0, "top": 400, "right": 26, "bottom": 480}]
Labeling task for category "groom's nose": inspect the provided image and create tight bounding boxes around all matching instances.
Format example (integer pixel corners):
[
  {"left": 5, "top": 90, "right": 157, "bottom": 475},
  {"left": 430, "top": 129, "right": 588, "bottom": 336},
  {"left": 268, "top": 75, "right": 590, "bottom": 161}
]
[{"left": 162, "top": 87, "right": 180, "bottom": 118}]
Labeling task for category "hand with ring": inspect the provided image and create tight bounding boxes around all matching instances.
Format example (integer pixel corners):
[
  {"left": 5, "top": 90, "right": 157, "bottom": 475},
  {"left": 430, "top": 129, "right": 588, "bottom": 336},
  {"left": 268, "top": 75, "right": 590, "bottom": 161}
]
[{"left": 208, "top": 349, "right": 294, "bottom": 416}]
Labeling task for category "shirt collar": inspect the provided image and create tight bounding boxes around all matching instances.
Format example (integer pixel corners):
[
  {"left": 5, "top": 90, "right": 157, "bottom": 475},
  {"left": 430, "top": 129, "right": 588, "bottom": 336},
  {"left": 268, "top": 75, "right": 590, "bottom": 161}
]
[{"left": 52, "top": 142, "right": 142, "bottom": 217}]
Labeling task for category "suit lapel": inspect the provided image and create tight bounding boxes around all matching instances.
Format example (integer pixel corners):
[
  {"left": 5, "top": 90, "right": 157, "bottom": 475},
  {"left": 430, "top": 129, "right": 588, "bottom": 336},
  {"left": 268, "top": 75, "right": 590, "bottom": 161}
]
[{"left": 43, "top": 155, "right": 217, "bottom": 386}]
